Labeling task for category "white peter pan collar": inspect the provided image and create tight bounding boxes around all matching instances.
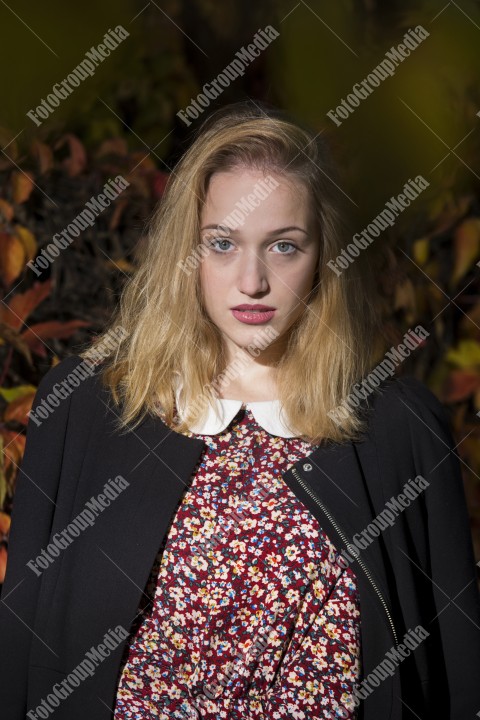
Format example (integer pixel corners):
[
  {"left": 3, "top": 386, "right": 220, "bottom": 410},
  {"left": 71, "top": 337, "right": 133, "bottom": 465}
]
[{"left": 172, "top": 375, "right": 298, "bottom": 438}]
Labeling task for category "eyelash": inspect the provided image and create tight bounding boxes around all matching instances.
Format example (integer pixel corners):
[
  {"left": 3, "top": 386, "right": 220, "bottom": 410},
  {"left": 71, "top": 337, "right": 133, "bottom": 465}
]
[{"left": 207, "top": 238, "right": 298, "bottom": 255}]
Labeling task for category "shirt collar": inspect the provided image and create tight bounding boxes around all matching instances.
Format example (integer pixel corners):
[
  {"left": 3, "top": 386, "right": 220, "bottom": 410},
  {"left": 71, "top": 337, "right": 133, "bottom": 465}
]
[{"left": 172, "top": 374, "right": 298, "bottom": 438}]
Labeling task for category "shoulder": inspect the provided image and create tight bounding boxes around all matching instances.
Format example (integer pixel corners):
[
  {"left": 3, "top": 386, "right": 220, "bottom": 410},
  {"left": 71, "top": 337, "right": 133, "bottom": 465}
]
[
  {"left": 361, "top": 373, "right": 454, "bottom": 448},
  {"left": 371, "top": 375, "right": 445, "bottom": 415},
  {"left": 37, "top": 353, "right": 106, "bottom": 391},
  {"left": 30, "top": 354, "right": 110, "bottom": 425},
  {"left": 36, "top": 354, "right": 88, "bottom": 390},
  {"left": 351, "top": 376, "right": 467, "bottom": 521}
]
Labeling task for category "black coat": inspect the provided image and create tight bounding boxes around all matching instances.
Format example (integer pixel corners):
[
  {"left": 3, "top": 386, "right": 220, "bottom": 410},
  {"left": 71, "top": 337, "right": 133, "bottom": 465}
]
[{"left": 0, "top": 354, "right": 479, "bottom": 719}]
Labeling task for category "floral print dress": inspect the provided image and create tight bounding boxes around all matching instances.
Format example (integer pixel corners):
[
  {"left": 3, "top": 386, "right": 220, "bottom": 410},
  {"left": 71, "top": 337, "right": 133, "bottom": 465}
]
[{"left": 113, "top": 399, "right": 362, "bottom": 719}]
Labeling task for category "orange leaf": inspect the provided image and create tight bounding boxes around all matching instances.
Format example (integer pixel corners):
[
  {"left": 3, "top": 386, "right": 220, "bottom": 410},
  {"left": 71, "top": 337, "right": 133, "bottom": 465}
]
[
  {"left": 443, "top": 370, "right": 480, "bottom": 403},
  {"left": 0, "top": 198, "right": 14, "bottom": 223},
  {"left": 4, "top": 392, "right": 36, "bottom": 425},
  {"left": 0, "top": 279, "right": 52, "bottom": 329},
  {"left": 0, "top": 512, "right": 11, "bottom": 538},
  {"left": 55, "top": 134, "right": 87, "bottom": 177},
  {"left": 452, "top": 218, "right": 480, "bottom": 286},
  {"left": 11, "top": 170, "right": 35, "bottom": 204},
  {"left": 0, "top": 546, "right": 7, "bottom": 584},
  {"left": 0, "top": 231, "right": 25, "bottom": 287}
]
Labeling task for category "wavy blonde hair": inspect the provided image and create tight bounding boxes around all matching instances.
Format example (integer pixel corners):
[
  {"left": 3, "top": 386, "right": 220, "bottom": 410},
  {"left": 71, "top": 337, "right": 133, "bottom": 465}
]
[{"left": 79, "top": 101, "right": 383, "bottom": 444}]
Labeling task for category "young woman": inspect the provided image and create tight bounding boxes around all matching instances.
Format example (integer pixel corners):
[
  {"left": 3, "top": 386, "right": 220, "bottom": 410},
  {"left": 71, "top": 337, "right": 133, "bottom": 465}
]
[{"left": 1, "top": 102, "right": 479, "bottom": 720}]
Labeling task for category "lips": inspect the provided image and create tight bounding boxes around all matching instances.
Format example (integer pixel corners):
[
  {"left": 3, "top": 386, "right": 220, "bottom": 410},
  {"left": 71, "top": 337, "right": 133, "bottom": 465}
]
[{"left": 231, "top": 306, "right": 276, "bottom": 325}]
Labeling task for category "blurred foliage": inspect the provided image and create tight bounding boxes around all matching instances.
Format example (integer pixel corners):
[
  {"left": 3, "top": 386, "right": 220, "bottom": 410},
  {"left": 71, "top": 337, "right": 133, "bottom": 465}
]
[
  {"left": 0, "top": 132, "right": 169, "bottom": 584},
  {"left": 271, "top": 0, "right": 480, "bottom": 223}
]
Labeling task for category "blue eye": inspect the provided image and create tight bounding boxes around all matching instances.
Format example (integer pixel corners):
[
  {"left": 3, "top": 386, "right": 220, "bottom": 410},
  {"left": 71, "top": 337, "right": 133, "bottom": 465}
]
[
  {"left": 272, "top": 241, "right": 297, "bottom": 254},
  {"left": 209, "top": 238, "right": 233, "bottom": 253}
]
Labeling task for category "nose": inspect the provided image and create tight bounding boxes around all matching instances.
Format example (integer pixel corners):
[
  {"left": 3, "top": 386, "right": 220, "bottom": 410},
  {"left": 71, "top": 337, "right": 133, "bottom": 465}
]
[{"left": 236, "top": 248, "right": 269, "bottom": 295}]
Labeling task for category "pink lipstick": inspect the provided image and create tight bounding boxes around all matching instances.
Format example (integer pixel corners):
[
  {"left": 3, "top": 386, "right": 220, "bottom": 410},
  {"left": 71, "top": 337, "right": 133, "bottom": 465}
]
[{"left": 231, "top": 304, "right": 276, "bottom": 325}]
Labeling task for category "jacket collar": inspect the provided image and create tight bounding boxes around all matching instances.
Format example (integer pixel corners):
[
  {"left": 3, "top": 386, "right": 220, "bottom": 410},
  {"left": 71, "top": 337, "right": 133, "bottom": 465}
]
[{"left": 173, "top": 375, "right": 299, "bottom": 437}]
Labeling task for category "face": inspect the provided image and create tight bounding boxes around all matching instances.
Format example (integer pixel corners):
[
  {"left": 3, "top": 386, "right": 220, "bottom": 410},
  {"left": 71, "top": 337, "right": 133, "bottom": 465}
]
[{"left": 199, "top": 167, "right": 320, "bottom": 365}]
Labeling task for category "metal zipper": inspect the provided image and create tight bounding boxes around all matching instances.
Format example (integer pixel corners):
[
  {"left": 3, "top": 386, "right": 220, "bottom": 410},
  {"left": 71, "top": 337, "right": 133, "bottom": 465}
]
[{"left": 291, "top": 466, "right": 399, "bottom": 649}]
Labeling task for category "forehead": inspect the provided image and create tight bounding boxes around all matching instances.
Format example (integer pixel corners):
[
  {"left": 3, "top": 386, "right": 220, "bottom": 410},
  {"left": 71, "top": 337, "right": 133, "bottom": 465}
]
[{"left": 201, "top": 168, "right": 311, "bottom": 228}]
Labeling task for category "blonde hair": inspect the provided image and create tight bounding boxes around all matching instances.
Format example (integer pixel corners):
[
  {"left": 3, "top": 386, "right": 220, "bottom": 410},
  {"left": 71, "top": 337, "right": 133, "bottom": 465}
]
[{"left": 80, "top": 101, "right": 382, "bottom": 444}]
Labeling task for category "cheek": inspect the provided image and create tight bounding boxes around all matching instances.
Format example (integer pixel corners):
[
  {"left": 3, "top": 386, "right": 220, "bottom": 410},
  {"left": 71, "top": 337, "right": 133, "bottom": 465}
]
[
  {"left": 199, "top": 262, "right": 223, "bottom": 302},
  {"left": 283, "top": 265, "right": 316, "bottom": 295},
  {"left": 200, "top": 260, "right": 214, "bottom": 287}
]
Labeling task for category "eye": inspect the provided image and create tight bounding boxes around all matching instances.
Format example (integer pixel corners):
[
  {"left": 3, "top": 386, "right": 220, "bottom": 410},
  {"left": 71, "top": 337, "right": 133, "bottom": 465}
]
[
  {"left": 272, "top": 241, "right": 297, "bottom": 255},
  {"left": 207, "top": 237, "right": 233, "bottom": 253}
]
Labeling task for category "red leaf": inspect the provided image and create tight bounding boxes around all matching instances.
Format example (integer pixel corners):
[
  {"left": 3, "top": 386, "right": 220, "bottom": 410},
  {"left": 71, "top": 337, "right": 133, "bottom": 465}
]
[
  {"left": 0, "top": 279, "right": 52, "bottom": 329},
  {"left": 20, "top": 319, "right": 90, "bottom": 356},
  {"left": 152, "top": 170, "right": 169, "bottom": 199},
  {"left": 4, "top": 392, "right": 36, "bottom": 425}
]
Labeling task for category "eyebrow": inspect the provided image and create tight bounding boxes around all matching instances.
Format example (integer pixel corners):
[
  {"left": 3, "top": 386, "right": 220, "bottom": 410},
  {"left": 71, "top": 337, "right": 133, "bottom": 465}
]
[{"left": 200, "top": 224, "right": 308, "bottom": 236}]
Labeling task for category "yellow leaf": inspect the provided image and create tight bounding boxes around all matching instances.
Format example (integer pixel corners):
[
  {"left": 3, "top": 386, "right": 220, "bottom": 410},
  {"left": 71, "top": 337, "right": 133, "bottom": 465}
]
[
  {"left": 105, "top": 258, "right": 135, "bottom": 272},
  {"left": 446, "top": 340, "right": 480, "bottom": 368},
  {"left": 412, "top": 237, "right": 429, "bottom": 265},
  {"left": 0, "top": 231, "right": 25, "bottom": 287},
  {"left": 11, "top": 171, "right": 35, "bottom": 204},
  {"left": 14, "top": 225, "right": 37, "bottom": 263}
]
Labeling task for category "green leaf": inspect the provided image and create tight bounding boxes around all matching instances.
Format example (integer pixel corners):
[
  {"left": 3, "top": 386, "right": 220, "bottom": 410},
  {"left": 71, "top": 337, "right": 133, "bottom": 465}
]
[
  {"left": 445, "top": 340, "right": 480, "bottom": 368},
  {"left": 0, "top": 385, "right": 36, "bottom": 403}
]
